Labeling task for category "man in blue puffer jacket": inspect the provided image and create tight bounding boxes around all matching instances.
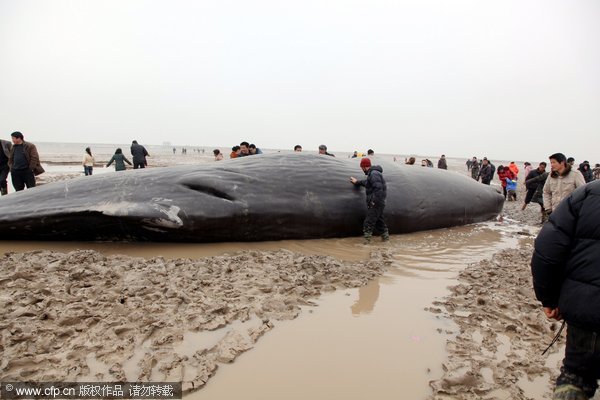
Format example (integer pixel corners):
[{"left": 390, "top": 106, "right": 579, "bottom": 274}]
[
  {"left": 350, "top": 157, "right": 389, "bottom": 243},
  {"left": 531, "top": 180, "right": 600, "bottom": 399}
]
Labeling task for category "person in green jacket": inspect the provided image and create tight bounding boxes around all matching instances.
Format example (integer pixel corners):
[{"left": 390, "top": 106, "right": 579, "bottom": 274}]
[{"left": 106, "top": 148, "right": 132, "bottom": 171}]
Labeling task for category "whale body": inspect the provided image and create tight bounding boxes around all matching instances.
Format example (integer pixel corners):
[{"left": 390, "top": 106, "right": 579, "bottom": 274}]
[{"left": 0, "top": 153, "right": 503, "bottom": 242}]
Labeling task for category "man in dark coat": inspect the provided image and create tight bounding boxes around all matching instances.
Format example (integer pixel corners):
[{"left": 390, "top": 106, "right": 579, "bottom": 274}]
[
  {"left": 437, "top": 154, "right": 447, "bottom": 170},
  {"left": 350, "top": 157, "right": 389, "bottom": 243},
  {"left": 7, "top": 131, "right": 44, "bottom": 191},
  {"left": 531, "top": 180, "right": 600, "bottom": 399},
  {"left": 523, "top": 162, "right": 547, "bottom": 210},
  {"left": 578, "top": 161, "right": 593, "bottom": 183},
  {"left": 130, "top": 140, "right": 149, "bottom": 169},
  {"left": 478, "top": 158, "right": 493, "bottom": 185}
]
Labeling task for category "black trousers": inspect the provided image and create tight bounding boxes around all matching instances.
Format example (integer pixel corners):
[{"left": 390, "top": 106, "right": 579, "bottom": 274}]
[
  {"left": 0, "top": 164, "right": 9, "bottom": 190},
  {"left": 556, "top": 324, "right": 600, "bottom": 397},
  {"left": 11, "top": 169, "right": 36, "bottom": 191},
  {"left": 364, "top": 203, "right": 388, "bottom": 235},
  {"left": 133, "top": 162, "right": 145, "bottom": 169},
  {"left": 524, "top": 188, "right": 536, "bottom": 204}
]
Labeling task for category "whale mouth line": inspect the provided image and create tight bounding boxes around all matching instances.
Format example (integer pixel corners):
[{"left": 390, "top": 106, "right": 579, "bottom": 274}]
[{"left": 182, "top": 183, "right": 236, "bottom": 201}]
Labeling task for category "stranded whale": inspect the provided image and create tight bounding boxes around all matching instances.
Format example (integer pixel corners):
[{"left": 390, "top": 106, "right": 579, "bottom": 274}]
[{"left": 0, "top": 153, "right": 503, "bottom": 242}]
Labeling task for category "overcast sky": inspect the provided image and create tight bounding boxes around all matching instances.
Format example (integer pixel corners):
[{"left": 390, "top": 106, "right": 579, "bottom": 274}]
[{"left": 0, "top": 0, "right": 598, "bottom": 162}]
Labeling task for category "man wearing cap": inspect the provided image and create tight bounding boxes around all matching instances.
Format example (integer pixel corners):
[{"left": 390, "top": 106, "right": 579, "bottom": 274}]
[
  {"left": 7, "top": 131, "right": 44, "bottom": 191},
  {"left": 350, "top": 157, "right": 389, "bottom": 243},
  {"left": 318, "top": 145, "right": 335, "bottom": 157}
]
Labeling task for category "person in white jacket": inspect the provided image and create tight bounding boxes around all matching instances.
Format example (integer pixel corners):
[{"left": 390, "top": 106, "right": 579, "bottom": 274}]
[{"left": 543, "top": 152, "right": 586, "bottom": 214}]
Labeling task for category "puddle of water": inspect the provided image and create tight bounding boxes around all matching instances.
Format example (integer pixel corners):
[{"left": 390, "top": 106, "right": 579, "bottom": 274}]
[
  {"left": 0, "top": 237, "right": 371, "bottom": 262},
  {"left": 181, "top": 223, "right": 522, "bottom": 400}
]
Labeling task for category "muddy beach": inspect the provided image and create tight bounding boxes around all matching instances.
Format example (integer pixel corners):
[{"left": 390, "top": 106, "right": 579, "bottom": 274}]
[{"left": 0, "top": 149, "right": 584, "bottom": 399}]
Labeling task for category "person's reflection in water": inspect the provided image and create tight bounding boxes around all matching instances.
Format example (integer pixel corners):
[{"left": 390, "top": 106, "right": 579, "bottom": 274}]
[{"left": 351, "top": 279, "right": 380, "bottom": 315}]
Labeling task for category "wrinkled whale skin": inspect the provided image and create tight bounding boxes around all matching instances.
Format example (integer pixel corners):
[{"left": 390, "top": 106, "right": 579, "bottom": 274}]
[{"left": 0, "top": 153, "right": 503, "bottom": 242}]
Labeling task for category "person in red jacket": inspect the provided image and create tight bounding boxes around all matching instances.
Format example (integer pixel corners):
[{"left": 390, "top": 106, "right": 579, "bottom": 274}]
[
  {"left": 508, "top": 161, "right": 519, "bottom": 177},
  {"left": 497, "top": 165, "right": 515, "bottom": 199}
]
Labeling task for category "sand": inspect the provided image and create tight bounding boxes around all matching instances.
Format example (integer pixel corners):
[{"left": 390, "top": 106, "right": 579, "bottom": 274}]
[
  {"left": 0, "top": 248, "right": 390, "bottom": 392},
  {"left": 427, "top": 245, "right": 564, "bottom": 399}
]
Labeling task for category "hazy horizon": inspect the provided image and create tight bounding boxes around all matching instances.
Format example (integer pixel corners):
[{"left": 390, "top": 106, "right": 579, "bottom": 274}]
[{"left": 1, "top": 0, "right": 598, "bottom": 163}]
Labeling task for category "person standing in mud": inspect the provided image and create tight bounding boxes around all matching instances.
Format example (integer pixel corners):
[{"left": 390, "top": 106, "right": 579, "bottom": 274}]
[
  {"left": 523, "top": 162, "right": 548, "bottom": 222},
  {"left": 478, "top": 158, "right": 493, "bottom": 185},
  {"left": 531, "top": 179, "right": 600, "bottom": 400},
  {"left": 543, "top": 153, "right": 586, "bottom": 215},
  {"left": 350, "top": 157, "right": 389, "bottom": 243},
  {"left": 470, "top": 157, "right": 480, "bottom": 180},
  {"left": 130, "top": 140, "right": 149, "bottom": 169},
  {"left": 497, "top": 165, "right": 515, "bottom": 199},
  {"left": 7, "top": 131, "right": 44, "bottom": 191},
  {"left": 0, "top": 138, "right": 12, "bottom": 195}
]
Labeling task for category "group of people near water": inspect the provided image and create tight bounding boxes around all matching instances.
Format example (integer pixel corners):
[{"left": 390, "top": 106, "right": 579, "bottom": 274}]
[
  {"left": 0, "top": 134, "right": 154, "bottom": 195},
  {"left": 81, "top": 140, "right": 150, "bottom": 174}
]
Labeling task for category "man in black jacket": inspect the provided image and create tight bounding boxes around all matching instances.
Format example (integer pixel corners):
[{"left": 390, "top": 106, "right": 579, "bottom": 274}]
[
  {"left": 478, "top": 158, "right": 493, "bottom": 185},
  {"left": 130, "top": 140, "right": 149, "bottom": 169},
  {"left": 522, "top": 162, "right": 547, "bottom": 211},
  {"left": 531, "top": 180, "right": 600, "bottom": 399},
  {"left": 350, "top": 157, "right": 389, "bottom": 243}
]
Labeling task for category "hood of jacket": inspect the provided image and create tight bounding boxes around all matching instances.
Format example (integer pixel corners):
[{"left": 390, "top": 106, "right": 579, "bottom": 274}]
[{"left": 369, "top": 165, "right": 383, "bottom": 174}]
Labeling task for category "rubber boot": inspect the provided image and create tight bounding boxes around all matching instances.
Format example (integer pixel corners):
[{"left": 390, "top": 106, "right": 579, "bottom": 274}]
[
  {"left": 381, "top": 230, "right": 390, "bottom": 242},
  {"left": 541, "top": 211, "right": 548, "bottom": 224},
  {"left": 553, "top": 384, "right": 588, "bottom": 400},
  {"left": 0, "top": 187, "right": 7, "bottom": 196},
  {"left": 363, "top": 231, "right": 372, "bottom": 244}
]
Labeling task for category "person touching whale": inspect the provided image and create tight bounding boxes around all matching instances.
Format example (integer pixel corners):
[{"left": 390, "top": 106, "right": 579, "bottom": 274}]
[{"left": 350, "top": 157, "right": 389, "bottom": 243}]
